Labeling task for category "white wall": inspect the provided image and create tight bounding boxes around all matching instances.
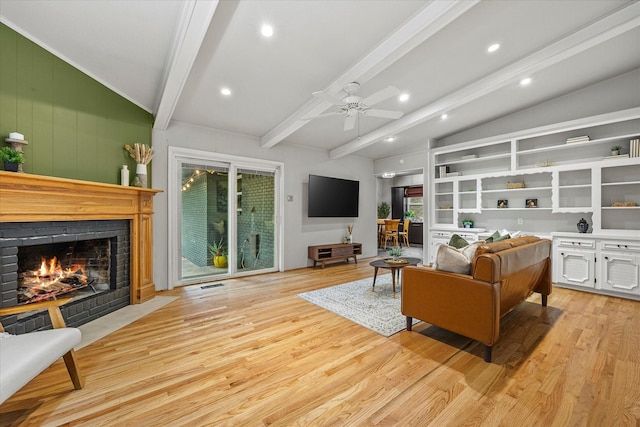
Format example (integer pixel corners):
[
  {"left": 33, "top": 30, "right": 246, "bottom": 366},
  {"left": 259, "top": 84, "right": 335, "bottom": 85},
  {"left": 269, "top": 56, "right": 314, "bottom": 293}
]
[
  {"left": 152, "top": 121, "right": 377, "bottom": 290},
  {"left": 437, "top": 68, "right": 640, "bottom": 147}
]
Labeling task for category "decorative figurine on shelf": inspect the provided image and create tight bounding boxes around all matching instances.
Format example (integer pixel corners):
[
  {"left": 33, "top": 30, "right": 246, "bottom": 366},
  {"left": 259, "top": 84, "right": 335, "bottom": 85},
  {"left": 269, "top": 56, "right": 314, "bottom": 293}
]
[
  {"left": 577, "top": 218, "right": 589, "bottom": 233},
  {"left": 124, "top": 143, "right": 153, "bottom": 188}
]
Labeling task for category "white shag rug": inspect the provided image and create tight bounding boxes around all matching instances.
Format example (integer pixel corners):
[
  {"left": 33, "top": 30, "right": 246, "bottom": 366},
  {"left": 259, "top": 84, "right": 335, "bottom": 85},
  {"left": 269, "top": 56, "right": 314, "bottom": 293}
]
[{"left": 298, "top": 274, "right": 418, "bottom": 337}]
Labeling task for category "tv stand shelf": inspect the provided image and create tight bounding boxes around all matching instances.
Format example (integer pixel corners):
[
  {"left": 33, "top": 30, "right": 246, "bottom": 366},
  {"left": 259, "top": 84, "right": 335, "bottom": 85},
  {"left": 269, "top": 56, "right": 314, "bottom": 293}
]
[{"left": 308, "top": 243, "right": 362, "bottom": 268}]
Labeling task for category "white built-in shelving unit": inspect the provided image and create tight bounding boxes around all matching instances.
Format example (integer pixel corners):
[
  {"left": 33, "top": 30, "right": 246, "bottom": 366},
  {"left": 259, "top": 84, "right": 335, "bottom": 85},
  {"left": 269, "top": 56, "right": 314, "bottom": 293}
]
[{"left": 429, "top": 107, "right": 640, "bottom": 300}]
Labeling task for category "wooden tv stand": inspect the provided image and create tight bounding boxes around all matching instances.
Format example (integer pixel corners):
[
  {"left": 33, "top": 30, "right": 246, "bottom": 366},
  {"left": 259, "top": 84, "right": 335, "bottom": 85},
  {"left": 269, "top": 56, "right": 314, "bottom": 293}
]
[{"left": 308, "top": 243, "right": 362, "bottom": 268}]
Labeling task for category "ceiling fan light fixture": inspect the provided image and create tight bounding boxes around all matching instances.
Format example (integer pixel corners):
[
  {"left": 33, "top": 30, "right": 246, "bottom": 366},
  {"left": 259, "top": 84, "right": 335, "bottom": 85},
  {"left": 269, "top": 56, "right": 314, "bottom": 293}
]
[{"left": 381, "top": 172, "right": 396, "bottom": 178}]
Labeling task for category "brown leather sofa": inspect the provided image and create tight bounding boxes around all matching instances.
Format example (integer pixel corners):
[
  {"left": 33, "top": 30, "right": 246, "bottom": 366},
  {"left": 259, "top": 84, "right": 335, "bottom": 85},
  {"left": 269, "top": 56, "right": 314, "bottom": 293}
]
[{"left": 402, "top": 236, "right": 552, "bottom": 362}]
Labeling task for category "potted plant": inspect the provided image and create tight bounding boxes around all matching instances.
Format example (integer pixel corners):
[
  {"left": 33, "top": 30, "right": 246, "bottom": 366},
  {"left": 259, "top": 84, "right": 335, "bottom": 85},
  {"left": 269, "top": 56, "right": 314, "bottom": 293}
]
[
  {"left": 387, "top": 246, "right": 403, "bottom": 261},
  {"left": 461, "top": 218, "right": 474, "bottom": 228},
  {"left": 0, "top": 146, "right": 24, "bottom": 172},
  {"left": 377, "top": 202, "right": 390, "bottom": 219},
  {"left": 404, "top": 210, "right": 415, "bottom": 220},
  {"left": 208, "top": 237, "right": 227, "bottom": 268},
  {"left": 611, "top": 145, "right": 622, "bottom": 155}
]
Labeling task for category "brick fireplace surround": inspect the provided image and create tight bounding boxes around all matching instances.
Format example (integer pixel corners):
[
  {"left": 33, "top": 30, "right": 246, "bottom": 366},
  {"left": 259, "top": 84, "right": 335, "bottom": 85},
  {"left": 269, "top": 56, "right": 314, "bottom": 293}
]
[{"left": 0, "top": 171, "right": 160, "bottom": 333}]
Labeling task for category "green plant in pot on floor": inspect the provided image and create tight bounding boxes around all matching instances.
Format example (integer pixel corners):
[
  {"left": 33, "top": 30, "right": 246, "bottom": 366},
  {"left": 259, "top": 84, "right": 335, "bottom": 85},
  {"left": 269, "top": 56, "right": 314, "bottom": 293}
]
[
  {"left": 0, "top": 147, "right": 24, "bottom": 172},
  {"left": 209, "top": 238, "right": 228, "bottom": 268}
]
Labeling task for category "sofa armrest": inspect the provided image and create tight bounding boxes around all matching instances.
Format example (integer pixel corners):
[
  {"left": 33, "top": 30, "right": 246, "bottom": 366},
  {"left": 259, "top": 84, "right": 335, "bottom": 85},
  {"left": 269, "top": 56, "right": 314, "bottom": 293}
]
[{"left": 401, "top": 266, "right": 500, "bottom": 347}]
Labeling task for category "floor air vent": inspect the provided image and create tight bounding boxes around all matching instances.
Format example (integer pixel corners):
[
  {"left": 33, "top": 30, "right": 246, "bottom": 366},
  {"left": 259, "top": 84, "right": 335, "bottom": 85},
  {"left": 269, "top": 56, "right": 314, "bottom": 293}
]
[{"left": 201, "top": 283, "right": 224, "bottom": 289}]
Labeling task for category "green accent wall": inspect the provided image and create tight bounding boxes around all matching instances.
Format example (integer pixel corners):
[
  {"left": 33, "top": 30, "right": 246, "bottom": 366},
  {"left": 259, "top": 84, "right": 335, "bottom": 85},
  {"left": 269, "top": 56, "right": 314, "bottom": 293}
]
[{"left": 0, "top": 23, "right": 153, "bottom": 184}]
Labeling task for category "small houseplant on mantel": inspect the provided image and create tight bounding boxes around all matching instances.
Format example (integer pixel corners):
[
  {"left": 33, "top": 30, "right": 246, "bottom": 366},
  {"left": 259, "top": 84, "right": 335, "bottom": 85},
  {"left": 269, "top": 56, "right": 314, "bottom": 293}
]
[
  {"left": 0, "top": 146, "right": 24, "bottom": 172},
  {"left": 461, "top": 218, "right": 474, "bottom": 228},
  {"left": 611, "top": 145, "right": 622, "bottom": 155}
]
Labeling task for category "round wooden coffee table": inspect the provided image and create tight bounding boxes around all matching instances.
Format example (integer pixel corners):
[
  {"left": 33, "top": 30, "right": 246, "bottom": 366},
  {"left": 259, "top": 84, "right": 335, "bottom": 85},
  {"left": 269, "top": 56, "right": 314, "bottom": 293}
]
[{"left": 369, "top": 257, "right": 421, "bottom": 294}]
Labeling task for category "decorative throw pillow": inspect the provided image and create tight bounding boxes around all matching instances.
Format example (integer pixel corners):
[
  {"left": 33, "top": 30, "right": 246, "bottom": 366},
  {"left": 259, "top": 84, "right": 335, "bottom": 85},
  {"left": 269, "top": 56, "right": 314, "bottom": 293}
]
[
  {"left": 484, "top": 230, "right": 511, "bottom": 243},
  {"left": 434, "top": 242, "right": 482, "bottom": 274},
  {"left": 448, "top": 233, "right": 469, "bottom": 249}
]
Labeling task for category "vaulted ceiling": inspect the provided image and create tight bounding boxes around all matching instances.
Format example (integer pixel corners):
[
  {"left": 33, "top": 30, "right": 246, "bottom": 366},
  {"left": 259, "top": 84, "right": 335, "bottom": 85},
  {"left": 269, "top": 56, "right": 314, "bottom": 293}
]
[{"left": 1, "top": 0, "right": 638, "bottom": 160}]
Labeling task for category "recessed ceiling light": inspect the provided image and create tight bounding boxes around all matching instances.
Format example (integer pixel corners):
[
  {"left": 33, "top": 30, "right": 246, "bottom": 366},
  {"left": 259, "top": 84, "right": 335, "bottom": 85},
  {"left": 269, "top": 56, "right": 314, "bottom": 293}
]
[
  {"left": 381, "top": 172, "right": 396, "bottom": 178},
  {"left": 261, "top": 24, "right": 274, "bottom": 38},
  {"left": 520, "top": 77, "right": 533, "bottom": 86},
  {"left": 385, "top": 136, "right": 396, "bottom": 143},
  {"left": 441, "top": 113, "right": 448, "bottom": 120},
  {"left": 487, "top": 43, "right": 500, "bottom": 53},
  {"left": 399, "top": 93, "right": 410, "bottom": 102},
  {"left": 220, "top": 87, "right": 232, "bottom": 96}
]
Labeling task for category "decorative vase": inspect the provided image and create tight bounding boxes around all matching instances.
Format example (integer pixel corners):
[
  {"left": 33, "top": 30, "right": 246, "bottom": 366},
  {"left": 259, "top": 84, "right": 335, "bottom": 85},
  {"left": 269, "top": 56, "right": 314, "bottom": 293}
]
[
  {"left": 577, "top": 218, "right": 589, "bottom": 233},
  {"left": 214, "top": 255, "right": 228, "bottom": 268},
  {"left": 347, "top": 235, "right": 353, "bottom": 244},
  {"left": 135, "top": 163, "right": 147, "bottom": 188},
  {"left": 121, "top": 165, "right": 130, "bottom": 186},
  {"left": 3, "top": 162, "right": 19, "bottom": 172}
]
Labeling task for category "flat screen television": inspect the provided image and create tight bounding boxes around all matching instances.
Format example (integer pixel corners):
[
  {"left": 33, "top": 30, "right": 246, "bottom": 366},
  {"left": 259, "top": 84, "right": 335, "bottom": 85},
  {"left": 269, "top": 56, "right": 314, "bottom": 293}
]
[{"left": 308, "top": 174, "right": 359, "bottom": 217}]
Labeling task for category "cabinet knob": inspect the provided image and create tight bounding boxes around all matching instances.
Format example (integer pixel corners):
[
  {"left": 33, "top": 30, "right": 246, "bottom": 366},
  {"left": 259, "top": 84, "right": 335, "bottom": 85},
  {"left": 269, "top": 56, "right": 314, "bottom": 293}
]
[{"left": 604, "top": 256, "right": 609, "bottom": 260}]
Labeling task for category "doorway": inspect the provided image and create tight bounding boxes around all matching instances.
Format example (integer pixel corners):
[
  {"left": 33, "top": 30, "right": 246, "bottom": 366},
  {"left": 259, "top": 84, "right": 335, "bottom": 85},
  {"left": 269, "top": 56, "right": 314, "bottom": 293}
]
[{"left": 168, "top": 147, "right": 283, "bottom": 288}]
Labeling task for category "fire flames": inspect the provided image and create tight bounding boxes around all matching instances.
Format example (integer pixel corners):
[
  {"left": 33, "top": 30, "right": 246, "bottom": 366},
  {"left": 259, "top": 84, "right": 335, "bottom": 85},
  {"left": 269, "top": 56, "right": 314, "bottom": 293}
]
[{"left": 18, "top": 256, "right": 89, "bottom": 304}]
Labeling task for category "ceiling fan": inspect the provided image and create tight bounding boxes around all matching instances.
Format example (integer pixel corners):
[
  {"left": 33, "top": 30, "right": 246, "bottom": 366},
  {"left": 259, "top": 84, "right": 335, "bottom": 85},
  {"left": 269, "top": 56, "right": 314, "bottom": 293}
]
[{"left": 303, "top": 82, "right": 404, "bottom": 131}]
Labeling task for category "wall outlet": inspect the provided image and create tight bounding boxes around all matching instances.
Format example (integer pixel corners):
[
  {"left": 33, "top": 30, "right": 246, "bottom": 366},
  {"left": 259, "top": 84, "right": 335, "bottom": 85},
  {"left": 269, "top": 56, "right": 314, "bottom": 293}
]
[{"left": 517, "top": 217, "right": 524, "bottom": 225}]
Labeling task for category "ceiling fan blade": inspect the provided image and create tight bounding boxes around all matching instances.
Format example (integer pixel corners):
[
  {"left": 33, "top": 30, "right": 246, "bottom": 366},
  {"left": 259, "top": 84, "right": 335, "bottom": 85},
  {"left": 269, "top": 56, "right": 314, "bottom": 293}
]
[
  {"left": 302, "top": 111, "right": 343, "bottom": 121},
  {"left": 362, "top": 85, "right": 400, "bottom": 106},
  {"left": 343, "top": 114, "right": 357, "bottom": 131},
  {"left": 363, "top": 108, "right": 403, "bottom": 119},
  {"left": 312, "top": 91, "right": 345, "bottom": 106}
]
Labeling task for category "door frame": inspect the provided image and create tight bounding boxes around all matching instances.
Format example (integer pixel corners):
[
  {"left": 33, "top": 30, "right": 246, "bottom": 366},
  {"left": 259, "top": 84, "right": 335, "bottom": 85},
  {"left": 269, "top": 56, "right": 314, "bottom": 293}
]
[{"left": 167, "top": 146, "right": 285, "bottom": 289}]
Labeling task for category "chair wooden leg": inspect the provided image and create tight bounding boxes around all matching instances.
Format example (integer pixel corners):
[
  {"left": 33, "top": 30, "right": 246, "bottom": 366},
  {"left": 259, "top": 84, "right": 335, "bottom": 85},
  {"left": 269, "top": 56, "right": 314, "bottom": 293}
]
[
  {"left": 542, "top": 294, "right": 548, "bottom": 307},
  {"left": 406, "top": 316, "right": 413, "bottom": 331},
  {"left": 62, "top": 350, "right": 84, "bottom": 389}
]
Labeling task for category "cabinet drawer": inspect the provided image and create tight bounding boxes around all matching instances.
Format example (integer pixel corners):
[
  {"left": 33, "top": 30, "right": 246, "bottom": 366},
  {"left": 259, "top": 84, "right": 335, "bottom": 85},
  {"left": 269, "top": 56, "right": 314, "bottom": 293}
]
[
  {"left": 333, "top": 246, "right": 354, "bottom": 257},
  {"left": 601, "top": 241, "right": 640, "bottom": 253},
  {"left": 431, "top": 231, "right": 451, "bottom": 240},
  {"left": 556, "top": 238, "right": 595, "bottom": 249}
]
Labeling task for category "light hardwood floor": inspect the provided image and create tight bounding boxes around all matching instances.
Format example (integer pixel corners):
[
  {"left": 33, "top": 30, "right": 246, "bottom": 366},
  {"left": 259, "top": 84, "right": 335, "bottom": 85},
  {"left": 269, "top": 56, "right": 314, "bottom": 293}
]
[{"left": 1, "top": 258, "right": 639, "bottom": 426}]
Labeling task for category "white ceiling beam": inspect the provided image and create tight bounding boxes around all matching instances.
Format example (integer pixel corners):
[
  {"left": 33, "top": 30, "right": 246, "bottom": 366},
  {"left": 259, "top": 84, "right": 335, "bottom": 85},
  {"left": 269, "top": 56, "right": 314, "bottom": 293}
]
[
  {"left": 330, "top": 1, "right": 640, "bottom": 159},
  {"left": 259, "top": 0, "right": 480, "bottom": 149},
  {"left": 153, "top": 0, "right": 219, "bottom": 131}
]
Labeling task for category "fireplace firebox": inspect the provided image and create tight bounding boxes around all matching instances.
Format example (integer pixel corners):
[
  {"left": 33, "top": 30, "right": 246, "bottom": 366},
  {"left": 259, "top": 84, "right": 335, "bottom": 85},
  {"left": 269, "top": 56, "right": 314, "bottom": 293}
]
[{"left": 0, "top": 220, "right": 130, "bottom": 334}]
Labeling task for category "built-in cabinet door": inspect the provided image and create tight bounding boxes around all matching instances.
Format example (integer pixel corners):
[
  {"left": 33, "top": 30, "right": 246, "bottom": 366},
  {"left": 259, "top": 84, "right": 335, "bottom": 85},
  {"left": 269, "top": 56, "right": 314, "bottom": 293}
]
[
  {"left": 430, "top": 231, "right": 451, "bottom": 266},
  {"left": 600, "top": 253, "right": 640, "bottom": 295},
  {"left": 555, "top": 248, "right": 596, "bottom": 288}
]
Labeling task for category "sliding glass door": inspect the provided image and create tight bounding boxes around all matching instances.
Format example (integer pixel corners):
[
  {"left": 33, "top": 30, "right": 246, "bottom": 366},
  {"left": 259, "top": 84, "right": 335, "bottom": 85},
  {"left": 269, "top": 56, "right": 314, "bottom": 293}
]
[
  {"left": 180, "top": 161, "right": 230, "bottom": 281},
  {"left": 236, "top": 169, "right": 275, "bottom": 273},
  {"left": 169, "top": 147, "right": 282, "bottom": 287}
]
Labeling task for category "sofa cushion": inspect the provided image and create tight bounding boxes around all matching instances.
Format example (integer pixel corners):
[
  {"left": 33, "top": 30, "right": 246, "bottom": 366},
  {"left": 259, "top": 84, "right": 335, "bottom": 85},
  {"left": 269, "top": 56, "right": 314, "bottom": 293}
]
[
  {"left": 448, "top": 234, "right": 469, "bottom": 249},
  {"left": 434, "top": 242, "right": 482, "bottom": 274}
]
